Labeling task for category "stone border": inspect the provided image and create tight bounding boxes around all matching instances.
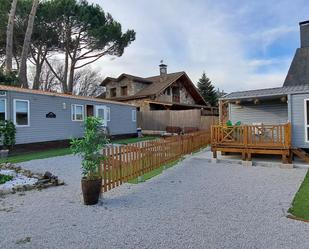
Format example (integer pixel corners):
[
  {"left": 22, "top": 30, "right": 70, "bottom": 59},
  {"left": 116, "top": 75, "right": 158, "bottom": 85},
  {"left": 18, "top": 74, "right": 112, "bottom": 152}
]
[
  {"left": 199, "top": 157, "right": 306, "bottom": 169},
  {"left": 0, "top": 163, "right": 64, "bottom": 195},
  {"left": 286, "top": 214, "right": 309, "bottom": 223}
]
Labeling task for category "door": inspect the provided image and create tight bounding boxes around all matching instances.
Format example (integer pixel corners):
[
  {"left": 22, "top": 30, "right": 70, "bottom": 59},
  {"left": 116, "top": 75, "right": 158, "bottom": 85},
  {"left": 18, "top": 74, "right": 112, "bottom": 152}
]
[
  {"left": 95, "top": 105, "right": 107, "bottom": 126},
  {"left": 86, "top": 105, "right": 94, "bottom": 117}
]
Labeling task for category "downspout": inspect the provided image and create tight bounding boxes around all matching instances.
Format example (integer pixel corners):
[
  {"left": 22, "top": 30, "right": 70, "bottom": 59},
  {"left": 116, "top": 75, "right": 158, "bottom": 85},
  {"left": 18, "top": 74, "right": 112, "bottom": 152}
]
[
  {"left": 287, "top": 94, "right": 292, "bottom": 123},
  {"left": 287, "top": 94, "right": 292, "bottom": 147}
]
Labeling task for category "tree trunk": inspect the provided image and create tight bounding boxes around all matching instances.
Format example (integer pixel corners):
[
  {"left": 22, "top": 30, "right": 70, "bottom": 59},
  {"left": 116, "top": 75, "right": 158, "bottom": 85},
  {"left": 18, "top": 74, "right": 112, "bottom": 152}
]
[
  {"left": 62, "top": 50, "right": 69, "bottom": 93},
  {"left": 68, "top": 62, "right": 75, "bottom": 93},
  {"left": 5, "top": 0, "right": 18, "bottom": 74},
  {"left": 18, "top": 0, "right": 39, "bottom": 88},
  {"left": 32, "top": 46, "right": 47, "bottom": 90}
]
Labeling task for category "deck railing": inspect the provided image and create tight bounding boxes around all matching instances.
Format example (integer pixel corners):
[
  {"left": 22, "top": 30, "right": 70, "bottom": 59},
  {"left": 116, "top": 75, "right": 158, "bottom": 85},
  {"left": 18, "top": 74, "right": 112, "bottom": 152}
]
[{"left": 211, "top": 123, "right": 291, "bottom": 149}]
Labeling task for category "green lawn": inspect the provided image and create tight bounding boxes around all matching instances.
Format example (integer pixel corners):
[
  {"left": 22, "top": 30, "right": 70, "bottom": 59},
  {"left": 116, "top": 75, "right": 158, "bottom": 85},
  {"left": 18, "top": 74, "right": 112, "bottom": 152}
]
[
  {"left": 113, "top": 136, "right": 158, "bottom": 145},
  {"left": 288, "top": 170, "right": 309, "bottom": 220},
  {"left": 128, "top": 158, "right": 183, "bottom": 184},
  {"left": 0, "top": 136, "right": 158, "bottom": 164},
  {"left": 0, "top": 147, "right": 72, "bottom": 164}
]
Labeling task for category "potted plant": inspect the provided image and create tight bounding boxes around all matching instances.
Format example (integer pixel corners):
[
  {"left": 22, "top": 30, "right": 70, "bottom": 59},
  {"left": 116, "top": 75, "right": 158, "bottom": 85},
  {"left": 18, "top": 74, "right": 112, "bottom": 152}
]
[
  {"left": 70, "top": 117, "right": 109, "bottom": 205},
  {"left": 0, "top": 120, "right": 16, "bottom": 158}
]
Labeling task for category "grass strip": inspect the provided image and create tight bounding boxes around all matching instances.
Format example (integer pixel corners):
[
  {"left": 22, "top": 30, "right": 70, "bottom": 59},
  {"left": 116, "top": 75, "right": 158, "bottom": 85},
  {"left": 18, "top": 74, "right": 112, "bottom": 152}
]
[
  {"left": 113, "top": 136, "right": 158, "bottom": 145},
  {"left": 0, "top": 136, "right": 158, "bottom": 164},
  {"left": 0, "top": 147, "right": 72, "bottom": 164},
  {"left": 288, "top": 169, "right": 309, "bottom": 220},
  {"left": 128, "top": 158, "right": 183, "bottom": 184}
]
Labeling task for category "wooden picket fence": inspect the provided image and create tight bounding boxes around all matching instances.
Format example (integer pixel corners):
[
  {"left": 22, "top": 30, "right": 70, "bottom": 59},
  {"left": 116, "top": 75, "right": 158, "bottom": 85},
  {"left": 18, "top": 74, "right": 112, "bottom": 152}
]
[{"left": 100, "top": 131, "right": 210, "bottom": 192}]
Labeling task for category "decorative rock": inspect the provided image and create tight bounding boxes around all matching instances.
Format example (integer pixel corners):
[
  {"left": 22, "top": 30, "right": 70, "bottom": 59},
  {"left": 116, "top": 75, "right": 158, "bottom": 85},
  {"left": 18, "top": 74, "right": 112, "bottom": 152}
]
[
  {"left": 0, "top": 164, "right": 64, "bottom": 195},
  {"left": 43, "top": 171, "right": 53, "bottom": 179}
]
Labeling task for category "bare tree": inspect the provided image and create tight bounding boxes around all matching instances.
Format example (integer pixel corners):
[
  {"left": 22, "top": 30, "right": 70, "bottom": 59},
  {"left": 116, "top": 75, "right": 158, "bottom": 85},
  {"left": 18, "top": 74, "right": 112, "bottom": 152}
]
[
  {"left": 18, "top": 0, "right": 39, "bottom": 88},
  {"left": 72, "top": 68, "right": 104, "bottom": 96},
  {"left": 5, "top": 0, "right": 18, "bottom": 73},
  {"left": 29, "top": 60, "right": 103, "bottom": 96}
]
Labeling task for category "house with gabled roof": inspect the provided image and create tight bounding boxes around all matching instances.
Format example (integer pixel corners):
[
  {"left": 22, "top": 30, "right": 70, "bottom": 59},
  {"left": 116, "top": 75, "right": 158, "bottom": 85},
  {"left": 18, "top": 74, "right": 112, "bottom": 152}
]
[
  {"left": 211, "top": 21, "right": 309, "bottom": 164},
  {"left": 100, "top": 63, "right": 209, "bottom": 111}
]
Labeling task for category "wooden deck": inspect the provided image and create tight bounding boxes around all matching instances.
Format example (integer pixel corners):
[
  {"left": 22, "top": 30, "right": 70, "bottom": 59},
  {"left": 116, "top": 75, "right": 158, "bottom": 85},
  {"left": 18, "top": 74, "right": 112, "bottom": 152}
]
[{"left": 211, "top": 123, "right": 292, "bottom": 163}]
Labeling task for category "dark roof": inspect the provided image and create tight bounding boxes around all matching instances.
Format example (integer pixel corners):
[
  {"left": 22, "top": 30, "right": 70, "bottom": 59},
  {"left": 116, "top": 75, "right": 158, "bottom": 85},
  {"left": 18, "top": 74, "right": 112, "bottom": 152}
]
[
  {"left": 0, "top": 85, "right": 136, "bottom": 107},
  {"left": 224, "top": 84, "right": 309, "bottom": 100},
  {"left": 283, "top": 47, "right": 309, "bottom": 86},
  {"left": 135, "top": 72, "right": 185, "bottom": 96},
  {"left": 101, "top": 73, "right": 152, "bottom": 86},
  {"left": 102, "top": 71, "right": 208, "bottom": 106}
]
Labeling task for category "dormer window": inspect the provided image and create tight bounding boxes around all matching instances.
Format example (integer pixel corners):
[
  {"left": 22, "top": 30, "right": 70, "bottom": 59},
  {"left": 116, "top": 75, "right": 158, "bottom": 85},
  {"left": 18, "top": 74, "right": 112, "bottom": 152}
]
[
  {"left": 166, "top": 87, "right": 171, "bottom": 95},
  {"left": 110, "top": 88, "right": 116, "bottom": 97},
  {"left": 121, "top": 86, "right": 128, "bottom": 96}
]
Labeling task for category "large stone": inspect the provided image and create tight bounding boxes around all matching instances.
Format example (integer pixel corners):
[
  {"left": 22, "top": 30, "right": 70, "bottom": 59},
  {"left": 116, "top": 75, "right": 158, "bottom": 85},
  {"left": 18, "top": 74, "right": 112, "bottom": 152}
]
[
  {"left": 242, "top": 160, "right": 253, "bottom": 167},
  {"left": 280, "top": 163, "right": 294, "bottom": 169}
]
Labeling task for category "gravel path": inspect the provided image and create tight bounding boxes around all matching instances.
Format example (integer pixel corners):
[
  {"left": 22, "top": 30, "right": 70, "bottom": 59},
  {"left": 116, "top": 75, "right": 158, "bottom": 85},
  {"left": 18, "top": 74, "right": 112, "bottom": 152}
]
[{"left": 1, "top": 151, "right": 309, "bottom": 249}]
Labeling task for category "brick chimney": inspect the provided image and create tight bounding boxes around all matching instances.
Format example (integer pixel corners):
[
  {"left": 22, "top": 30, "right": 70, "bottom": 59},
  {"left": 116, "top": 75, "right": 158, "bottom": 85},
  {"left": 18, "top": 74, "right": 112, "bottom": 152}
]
[
  {"left": 300, "top": 20, "right": 309, "bottom": 48},
  {"left": 159, "top": 60, "right": 167, "bottom": 75}
]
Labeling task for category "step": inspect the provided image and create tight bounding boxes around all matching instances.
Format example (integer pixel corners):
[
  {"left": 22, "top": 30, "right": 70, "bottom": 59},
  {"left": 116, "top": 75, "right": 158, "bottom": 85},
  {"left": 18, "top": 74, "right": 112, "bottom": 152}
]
[{"left": 292, "top": 148, "right": 309, "bottom": 163}]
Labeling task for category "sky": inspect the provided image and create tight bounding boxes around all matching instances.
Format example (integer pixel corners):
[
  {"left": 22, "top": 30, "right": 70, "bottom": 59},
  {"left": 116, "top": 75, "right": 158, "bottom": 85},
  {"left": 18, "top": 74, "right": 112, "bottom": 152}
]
[{"left": 90, "top": 0, "right": 309, "bottom": 93}]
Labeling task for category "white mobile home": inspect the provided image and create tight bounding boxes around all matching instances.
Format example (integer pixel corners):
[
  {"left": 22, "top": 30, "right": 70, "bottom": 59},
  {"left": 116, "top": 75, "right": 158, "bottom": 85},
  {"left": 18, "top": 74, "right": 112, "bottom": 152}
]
[{"left": 0, "top": 85, "right": 137, "bottom": 145}]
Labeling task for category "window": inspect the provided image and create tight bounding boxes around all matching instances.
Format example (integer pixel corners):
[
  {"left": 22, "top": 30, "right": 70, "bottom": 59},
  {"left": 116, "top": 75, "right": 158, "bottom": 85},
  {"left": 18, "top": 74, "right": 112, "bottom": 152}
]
[
  {"left": 121, "top": 86, "right": 128, "bottom": 96},
  {"left": 71, "top": 104, "right": 84, "bottom": 121},
  {"left": 106, "top": 107, "right": 111, "bottom": 121},
  {"left": 132, "top": 109, "right": 137, "bottom": 122},
  {"left": 166, "top": 87, "right": 171, "bottom": 95},
  {"left": 110, "top": 88, "right": 117, "bottom": 97},
  {"left": 14, "top": 99, "right": 30, "bottom": 127},
  {"left": 0, "top": 99, "right": 6, "bottom": 121}
]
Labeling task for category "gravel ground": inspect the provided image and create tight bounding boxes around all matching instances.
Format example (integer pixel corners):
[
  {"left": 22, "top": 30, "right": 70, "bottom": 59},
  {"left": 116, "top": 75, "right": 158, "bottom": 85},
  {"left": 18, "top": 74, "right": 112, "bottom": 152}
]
[{"left": 1, "top": 151, "right": 309, "bottom": 249}]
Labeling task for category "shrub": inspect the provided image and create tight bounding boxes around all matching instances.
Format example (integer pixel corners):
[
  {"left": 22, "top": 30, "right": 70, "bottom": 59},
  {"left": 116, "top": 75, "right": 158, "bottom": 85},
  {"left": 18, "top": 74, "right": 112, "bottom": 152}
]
[
  {"left": 70, "top": 117, "right": 109, "bottom": 179},
  {"left": 0, "top": 120, "right": 16, "bottom": 150},
  {"left": 0, "top": 174, "right": 13, "bottom": 184}
]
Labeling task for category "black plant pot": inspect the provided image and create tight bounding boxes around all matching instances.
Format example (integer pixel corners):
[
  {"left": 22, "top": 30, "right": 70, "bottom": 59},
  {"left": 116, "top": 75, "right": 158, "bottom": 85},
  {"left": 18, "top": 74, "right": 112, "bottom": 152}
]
[{"left": 81, "top": 177, "right": 102, "bottom": 205}]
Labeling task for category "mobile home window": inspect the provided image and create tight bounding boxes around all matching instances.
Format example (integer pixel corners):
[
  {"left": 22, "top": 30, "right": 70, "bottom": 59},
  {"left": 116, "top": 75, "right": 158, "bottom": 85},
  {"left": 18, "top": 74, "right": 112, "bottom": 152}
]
[
  {"left": 14, "top": 99, "right": 30, "bottom": 127},
  {"left": 71, "top": 104, "right": 84, "bottom": 121},
  {"left": 0, "top": 99, "right": 6, "bottom": 121},
  {"left": 132, "top": 110, "right": 136, "bottom": 122}
]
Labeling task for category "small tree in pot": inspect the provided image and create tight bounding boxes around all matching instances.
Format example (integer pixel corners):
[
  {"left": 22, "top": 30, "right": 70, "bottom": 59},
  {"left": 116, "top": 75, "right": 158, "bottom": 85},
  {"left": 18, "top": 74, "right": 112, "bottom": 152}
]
[{"left": 70, "top": 117, "right": 109, "bottom": 205}]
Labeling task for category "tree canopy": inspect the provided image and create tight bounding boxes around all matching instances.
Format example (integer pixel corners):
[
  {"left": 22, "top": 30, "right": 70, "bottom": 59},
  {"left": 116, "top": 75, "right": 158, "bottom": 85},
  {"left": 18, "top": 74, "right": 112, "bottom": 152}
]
[
  {"left": 197, "top": 72, "right": 218, "bottom": 106},
  {"left": 0, "top": 0, "right": 136, "bottom": 94}
]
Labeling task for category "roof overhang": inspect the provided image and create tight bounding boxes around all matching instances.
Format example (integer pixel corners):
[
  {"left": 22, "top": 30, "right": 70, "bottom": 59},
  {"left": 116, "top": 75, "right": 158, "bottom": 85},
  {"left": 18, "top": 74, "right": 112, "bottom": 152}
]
[
  {"left": 146, "top": 100, "right": 209, "bottom": 109},
  {"left": 155, "top": 73, "right": 209, "bottom": 106},
  {"left": 222, "top": 94, "right": 288, "bottom": 105},
  {"left": 101, "top": 73, "right": 152, "bottom": 86}
]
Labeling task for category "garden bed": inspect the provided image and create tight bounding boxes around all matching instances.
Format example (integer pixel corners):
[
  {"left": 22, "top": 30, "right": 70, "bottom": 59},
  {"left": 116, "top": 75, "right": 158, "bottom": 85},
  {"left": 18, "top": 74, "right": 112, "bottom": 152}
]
[{"left": 0, "top": 163, "right": 64, "bottom": 195}]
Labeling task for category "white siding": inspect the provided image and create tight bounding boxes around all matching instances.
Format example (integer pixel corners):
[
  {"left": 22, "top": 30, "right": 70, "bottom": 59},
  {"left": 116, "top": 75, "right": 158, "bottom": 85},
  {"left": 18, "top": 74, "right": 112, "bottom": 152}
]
[
  {"left": 2, "top": 91, "right": 137, "bottom": 144},
  {"left": 229, "top": 102, "right": 288, "bottom": 125},
  {"left": 291, "top": 93, "right": 309, "bottom": 148}
]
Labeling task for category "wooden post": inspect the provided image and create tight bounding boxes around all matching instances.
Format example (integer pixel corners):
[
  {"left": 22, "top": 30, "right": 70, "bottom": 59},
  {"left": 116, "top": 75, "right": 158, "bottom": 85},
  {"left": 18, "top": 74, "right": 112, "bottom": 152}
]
[
  {"left": 282, "top": 154, "right": 288, "bottom": 164},
  {"left": 247, "top": 152, "right": 252, "bottom": 161},
  {"left": 219, "top": 100, "right": 223, "bottom": 125},
  {"left": 213, "top": 150, "right": 217, "bottom": 159}
]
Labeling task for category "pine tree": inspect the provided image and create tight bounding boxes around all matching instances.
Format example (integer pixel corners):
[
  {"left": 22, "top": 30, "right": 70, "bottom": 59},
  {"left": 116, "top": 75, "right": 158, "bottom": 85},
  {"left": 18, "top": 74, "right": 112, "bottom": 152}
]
[{"left": 197, "top": 72, "right": 218, "bottom": 106}]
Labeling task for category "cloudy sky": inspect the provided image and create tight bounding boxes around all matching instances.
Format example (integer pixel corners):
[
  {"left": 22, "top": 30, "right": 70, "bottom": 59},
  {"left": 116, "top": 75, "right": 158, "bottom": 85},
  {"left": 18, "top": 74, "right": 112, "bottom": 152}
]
[{"left": 90, "top": 0, "right": 309, "bottom": 93}]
